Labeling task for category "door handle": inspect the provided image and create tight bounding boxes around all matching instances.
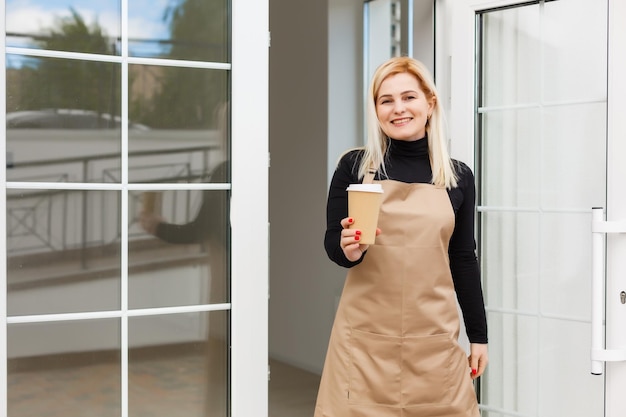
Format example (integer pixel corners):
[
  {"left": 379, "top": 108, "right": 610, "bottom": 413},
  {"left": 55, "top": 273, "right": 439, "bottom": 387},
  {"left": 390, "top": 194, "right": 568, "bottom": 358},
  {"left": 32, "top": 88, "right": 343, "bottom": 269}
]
[{"left": 591, "top": 207, "right": 626, "bottom": 375}]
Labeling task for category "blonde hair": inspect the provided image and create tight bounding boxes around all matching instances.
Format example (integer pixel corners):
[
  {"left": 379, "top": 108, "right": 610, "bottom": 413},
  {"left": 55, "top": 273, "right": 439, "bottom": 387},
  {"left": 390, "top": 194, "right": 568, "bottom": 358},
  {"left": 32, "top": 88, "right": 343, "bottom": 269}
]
[{"left": 359, "top": 56, "right": 457, "bottom": 188}]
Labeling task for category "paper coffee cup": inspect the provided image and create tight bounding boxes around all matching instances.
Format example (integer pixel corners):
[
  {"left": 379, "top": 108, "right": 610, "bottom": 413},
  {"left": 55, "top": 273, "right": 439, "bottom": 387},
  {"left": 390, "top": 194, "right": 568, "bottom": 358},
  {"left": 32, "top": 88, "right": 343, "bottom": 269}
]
[
  {"left": 347, "top": 183, "right": 383, "bottom": 245},
  {"left": 142, "top": 191, "right": 162, "bottom": 215}
]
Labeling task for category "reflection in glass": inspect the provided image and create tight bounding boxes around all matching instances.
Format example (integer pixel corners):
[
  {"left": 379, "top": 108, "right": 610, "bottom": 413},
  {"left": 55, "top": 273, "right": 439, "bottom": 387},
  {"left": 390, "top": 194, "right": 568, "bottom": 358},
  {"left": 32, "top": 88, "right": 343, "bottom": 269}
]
[
  {"left": 481, "top": 312, "right": 538, "bottom": 416},
  {"left": 480, "top": 110, "right": 540, "bottom": 208},
  {"left": 540, "top": 104, "right": 606, "bottom": 209},
  {"left": 481, "top": 211, "right": 539, "bottom": 313},
  {"left": 128, "top": 65, "right": 229, "bottom": 184},
  {"left": 480, "top": 5, "right": 541, "bottom": 108},
  {"left": 7, "top": 190, "right": 121, "bottom": 315},
  {"left": 542, "top": 0, "right": 607, "bottom": 102},
  {"left": 6, "top": 55, "right": 122, "bottom": 182},
  {"left": 129, "top": 188, "right": 230, "bottom": 308},
  {"left": 6, "top": 0, "right": 121, "bottom": 54},
  {"left": 129, "top": 0, "right": 229, "bottom": 62},
  {"left": 7, "top": 319, "right": 121, "bottom": 416},
  {"left": 129, "top": 311, "right": 229, "bottom": 416}
]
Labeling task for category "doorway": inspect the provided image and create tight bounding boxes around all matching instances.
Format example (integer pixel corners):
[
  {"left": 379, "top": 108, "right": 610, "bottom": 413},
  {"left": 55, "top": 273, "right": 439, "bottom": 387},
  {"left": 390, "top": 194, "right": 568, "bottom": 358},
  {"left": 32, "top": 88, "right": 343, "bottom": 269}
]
[{"left": 447, "top": 0, "right": 626, "bottom": 415}]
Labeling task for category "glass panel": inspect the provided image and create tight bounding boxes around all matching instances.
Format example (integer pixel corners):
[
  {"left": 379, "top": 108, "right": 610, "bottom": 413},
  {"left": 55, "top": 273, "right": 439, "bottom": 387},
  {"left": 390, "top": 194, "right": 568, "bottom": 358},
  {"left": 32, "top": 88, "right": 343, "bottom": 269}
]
[
  {"left": 6, "top": 0, "right": 122, "bottom": 54},
  {"left": 6, "top": 55, "right": 122, "bottom": 183},
  {"left": 7, "top": 319, "right": 121, "bottom": 416},
  {"left": 480, "top": 109, "right": 541, "bottom": 208},
  {"left": 540, "top": 103, "right": 606, "bottom": 209},
  {"left": 129, "top": 189, "right": 230, "bottom": 308},
  {"left": 481, "top": 312, "right": 539, "bottom": 416},
  {"left": 539, "top": 319, "right": 604, "bottom": 416},
  {"left": 128, "top": 65, "right": 229, "bottom": 184},
  {"left": 478, "top": 2, "right": 607, "bottom": 416},
  {"left": 129, "top": 311, "right": 229, "bottom": 416},
  {"left": 128, "top": 0, "right": 229, "bottom": 62},
  {"left": 540, "top": 212, "right": 592, "bottom": 320},
  {"left": 542, "top": 0, "right": 607, "bottom": 102},
  {"left": 481, "top": 211, "right": 539, "bottom": 312},
  {"left": 364, "top": 0, "right": 412, "bottom": 81},
  {"left": 481, "top": 5, "right": 541, "bottom": 108},
  {"left": 7, "top": 190, "right": 121, "bottom": 315}
]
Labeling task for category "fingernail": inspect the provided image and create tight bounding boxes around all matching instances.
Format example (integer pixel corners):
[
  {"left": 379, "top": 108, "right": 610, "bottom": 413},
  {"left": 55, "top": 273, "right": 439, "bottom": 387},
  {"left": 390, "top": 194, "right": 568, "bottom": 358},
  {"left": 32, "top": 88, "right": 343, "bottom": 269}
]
[
  {"left": 348, "top": 217, "right": 354, "bottom": 223},
  {"left": 472, "top": 369, "right": 477, "bottom": 375},
  {"left": 355, "top": 230, "right": 361, "bottom": 235},
  {"left": 355, "top": 235, "right": 360, "bottom": 241}
]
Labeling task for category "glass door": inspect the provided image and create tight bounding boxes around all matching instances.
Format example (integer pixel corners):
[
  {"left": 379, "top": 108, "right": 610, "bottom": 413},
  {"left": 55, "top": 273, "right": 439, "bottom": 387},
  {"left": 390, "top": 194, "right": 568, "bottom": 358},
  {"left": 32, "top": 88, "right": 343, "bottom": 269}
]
[
  {"left": 1, "top": 0, "right": 268, "bottom": 416},
  {"left": 444, "top": 0, "right": 626, "bottom": 416}
]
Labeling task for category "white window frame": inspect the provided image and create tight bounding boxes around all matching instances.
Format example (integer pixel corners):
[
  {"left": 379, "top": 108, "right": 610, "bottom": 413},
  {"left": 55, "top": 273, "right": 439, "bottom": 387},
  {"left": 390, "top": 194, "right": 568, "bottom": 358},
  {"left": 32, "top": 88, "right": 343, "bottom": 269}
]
[
  {"left": 230, "top": 0, "right": 270, "bottom": 415},
  {"left": 0, "top": 0, "right": 269, "bottom": 415}
]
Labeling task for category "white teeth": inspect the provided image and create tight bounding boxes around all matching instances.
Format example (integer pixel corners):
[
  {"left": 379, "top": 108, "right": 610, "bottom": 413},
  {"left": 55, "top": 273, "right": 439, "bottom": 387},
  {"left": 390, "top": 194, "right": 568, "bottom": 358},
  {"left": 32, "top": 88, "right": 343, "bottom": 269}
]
[{"left": 392, "top": 118, "right": 411, "bottom": 124}]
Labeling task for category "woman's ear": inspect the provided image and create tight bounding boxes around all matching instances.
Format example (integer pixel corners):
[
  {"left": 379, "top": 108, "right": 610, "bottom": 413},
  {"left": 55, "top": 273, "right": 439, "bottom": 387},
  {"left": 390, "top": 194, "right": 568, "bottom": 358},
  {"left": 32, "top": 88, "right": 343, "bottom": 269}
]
[{"left": 428, "top": 95, "right": 437, "bottom": 113}]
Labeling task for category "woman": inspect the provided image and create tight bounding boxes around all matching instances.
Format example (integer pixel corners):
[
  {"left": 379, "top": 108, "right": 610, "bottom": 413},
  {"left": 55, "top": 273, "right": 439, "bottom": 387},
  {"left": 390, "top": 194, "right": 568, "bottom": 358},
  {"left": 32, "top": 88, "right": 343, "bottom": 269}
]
[{"left": 315, "top": 56, "right": 488, "bottom": 417}]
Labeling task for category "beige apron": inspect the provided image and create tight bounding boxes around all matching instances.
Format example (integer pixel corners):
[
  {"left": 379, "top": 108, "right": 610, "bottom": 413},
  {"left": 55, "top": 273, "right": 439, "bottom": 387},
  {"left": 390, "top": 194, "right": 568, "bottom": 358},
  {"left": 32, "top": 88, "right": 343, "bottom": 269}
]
[{"left": 315, "top": 175, "right": 479, "bottom": 417}]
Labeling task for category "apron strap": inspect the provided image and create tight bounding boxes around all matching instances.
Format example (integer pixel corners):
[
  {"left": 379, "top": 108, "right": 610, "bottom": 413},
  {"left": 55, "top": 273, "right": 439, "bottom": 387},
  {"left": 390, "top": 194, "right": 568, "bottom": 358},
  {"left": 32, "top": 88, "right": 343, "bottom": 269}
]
[{"left": 363, "top": 165, "right": 377, "bottom": 184}]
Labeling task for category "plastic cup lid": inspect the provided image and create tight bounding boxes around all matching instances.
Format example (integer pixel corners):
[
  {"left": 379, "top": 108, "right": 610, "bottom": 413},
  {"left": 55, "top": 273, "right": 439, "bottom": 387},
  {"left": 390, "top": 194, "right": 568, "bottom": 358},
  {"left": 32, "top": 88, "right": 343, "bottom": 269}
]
[{"left": 346, "top": 183, "right": 383, "bottom": 193}]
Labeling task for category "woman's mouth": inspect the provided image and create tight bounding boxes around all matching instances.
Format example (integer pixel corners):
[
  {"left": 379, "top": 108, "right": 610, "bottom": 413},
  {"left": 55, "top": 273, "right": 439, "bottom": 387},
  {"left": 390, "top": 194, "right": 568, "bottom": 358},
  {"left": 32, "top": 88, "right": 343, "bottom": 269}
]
[{"left": 391, "top": 117, "right": 412, "bottom": 126}]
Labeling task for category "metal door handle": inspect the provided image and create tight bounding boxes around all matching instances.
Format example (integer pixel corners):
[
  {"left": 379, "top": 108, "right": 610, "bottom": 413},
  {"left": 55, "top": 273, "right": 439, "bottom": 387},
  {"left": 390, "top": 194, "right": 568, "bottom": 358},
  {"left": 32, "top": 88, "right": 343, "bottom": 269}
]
[{"left": 591, "top": 207, "right": 626, "bottom": 375}]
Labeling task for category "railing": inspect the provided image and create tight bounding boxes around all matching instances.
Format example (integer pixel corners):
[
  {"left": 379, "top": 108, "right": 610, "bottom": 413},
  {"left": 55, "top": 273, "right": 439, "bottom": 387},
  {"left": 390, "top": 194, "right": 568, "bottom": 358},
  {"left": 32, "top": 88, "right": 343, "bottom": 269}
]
[{"left": 6, "top": 145, "right": 220, "bottom": 257}]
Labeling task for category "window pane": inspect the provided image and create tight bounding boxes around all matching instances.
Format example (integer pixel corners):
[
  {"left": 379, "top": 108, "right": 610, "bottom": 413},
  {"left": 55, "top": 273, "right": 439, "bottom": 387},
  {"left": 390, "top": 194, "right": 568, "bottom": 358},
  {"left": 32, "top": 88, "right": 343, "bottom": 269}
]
[
  {"left": 481, "top": 5, "right": 541, "bottom": 108},
  {"left": 542, "top": 0, "right": 607, "bottom": 102},
  {"left": 128, "top": 65, "right": 229, "bottom": 184},
  {"left": 8, "top": 319, "right": 121, "bottom": 416},
  {"left": 6, "top": 55, "right": 122, "bottom": 183},
  {"left": 128, "top": 0, "right": 229, "bottom": 62},
  {"left": 481, "top": 312, "right": 539, "bottom": 416},
  {"left": 480, "top": 109, "right": 541, "bottom": 208},
  {"left": 7, "top": 190, "right": 121, "bottom": 315},
  {"left": 481, "top": 211, "right": 539, "bottom": 312},
  {"left": 540, "top": 103, "right": 606, "bottom": 209},
  {"left": 6, "top": 0, "right": 122, "bottom": 55},
  {"left": 129, "top": 65, "right": 230, "bottom": 182},
  {"left": 129, "top": 312, "right": 229, "bottom": 416},
  {"left": 129, "top": 189, "right": 230, "bottom": 308}
]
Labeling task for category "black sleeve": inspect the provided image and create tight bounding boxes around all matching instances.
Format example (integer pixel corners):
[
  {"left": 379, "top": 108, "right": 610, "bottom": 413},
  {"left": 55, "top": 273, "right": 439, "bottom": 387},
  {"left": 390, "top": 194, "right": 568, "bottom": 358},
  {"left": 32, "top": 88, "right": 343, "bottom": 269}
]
[
  {"left": 155, "top": 194, "right": 212, "bottom": 244},
  {"left": 449, "top": 162, "right": 488, "bottom": 344},
  {"left": 324, "top": 150, "right": 366, "bottom": 268},
  {"left": 155, "top": 162, "right": 229, "bottom": 245}
]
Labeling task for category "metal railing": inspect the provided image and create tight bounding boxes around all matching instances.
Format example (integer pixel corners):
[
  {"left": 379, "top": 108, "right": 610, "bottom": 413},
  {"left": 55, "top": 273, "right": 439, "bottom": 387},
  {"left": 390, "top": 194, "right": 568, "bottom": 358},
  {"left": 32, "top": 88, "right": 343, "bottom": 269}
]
[{"left": 6, "top": 145, "right": 220, "bottom": 257}]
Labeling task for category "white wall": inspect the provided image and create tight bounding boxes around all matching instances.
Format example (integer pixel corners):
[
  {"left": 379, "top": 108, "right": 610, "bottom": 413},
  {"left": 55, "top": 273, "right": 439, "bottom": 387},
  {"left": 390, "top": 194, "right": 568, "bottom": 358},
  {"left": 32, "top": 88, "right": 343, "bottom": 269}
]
[
  {"left": 269, "top": 0, "right": 437, "bottom": 375},
  {"left": 268, "top": 0, "right": 337, "bottom": 374}
]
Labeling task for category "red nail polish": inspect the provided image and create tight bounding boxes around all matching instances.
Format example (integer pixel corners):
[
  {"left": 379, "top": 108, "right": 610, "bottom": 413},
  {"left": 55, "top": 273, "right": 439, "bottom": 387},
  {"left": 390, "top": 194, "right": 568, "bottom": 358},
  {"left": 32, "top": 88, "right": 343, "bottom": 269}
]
[
  {"left": 355, "top": 235, "right": 360, "bottom": 241},
  {"left": 472, "top": 369, "right": 477, "bottom": 375},
  {"left": 348, "top": 218, "right": 354, "bottom": 223},
  {"left": 355, "top": 230, "right": 361, "bottom": 235}
]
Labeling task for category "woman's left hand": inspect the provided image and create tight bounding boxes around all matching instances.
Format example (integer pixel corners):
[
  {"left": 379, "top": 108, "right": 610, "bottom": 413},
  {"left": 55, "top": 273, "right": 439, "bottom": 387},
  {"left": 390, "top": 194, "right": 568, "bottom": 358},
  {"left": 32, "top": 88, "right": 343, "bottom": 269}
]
[{"left": 468, "top": 343, "right": 488, "bottom": 380}]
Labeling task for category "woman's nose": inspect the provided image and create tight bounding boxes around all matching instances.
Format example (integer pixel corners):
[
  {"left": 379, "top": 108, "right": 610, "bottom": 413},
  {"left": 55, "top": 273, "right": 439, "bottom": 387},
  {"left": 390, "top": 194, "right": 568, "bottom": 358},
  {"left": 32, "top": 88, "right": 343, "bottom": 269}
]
[{"left": 393, "top": 101, "right": 405, "bottom": 113}]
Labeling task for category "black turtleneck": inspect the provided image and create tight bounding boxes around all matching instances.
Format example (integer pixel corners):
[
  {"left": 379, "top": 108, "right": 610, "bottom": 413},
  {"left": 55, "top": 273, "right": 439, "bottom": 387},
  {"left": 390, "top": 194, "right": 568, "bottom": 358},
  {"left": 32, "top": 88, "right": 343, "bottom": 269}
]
[{"left": 324, "top": 138, "right": 488, "bottom": 344}]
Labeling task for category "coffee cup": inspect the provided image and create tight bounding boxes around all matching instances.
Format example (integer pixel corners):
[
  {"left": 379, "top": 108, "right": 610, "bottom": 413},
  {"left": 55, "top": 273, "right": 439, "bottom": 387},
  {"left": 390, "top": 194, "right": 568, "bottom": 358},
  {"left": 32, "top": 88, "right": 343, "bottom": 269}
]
[
  {"left": 346, "top": 183, "right": 384, "bottom": 245},
  {"left": 142, "top": 191, "right": 162, "bottom": 215}
]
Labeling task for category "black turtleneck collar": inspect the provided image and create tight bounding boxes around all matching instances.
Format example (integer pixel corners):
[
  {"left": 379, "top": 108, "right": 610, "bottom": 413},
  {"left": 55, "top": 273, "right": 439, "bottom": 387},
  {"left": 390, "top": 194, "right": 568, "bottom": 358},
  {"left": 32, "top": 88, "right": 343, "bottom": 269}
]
[{"left": 387, "top": 136, "right": 429, "bottom": 159}]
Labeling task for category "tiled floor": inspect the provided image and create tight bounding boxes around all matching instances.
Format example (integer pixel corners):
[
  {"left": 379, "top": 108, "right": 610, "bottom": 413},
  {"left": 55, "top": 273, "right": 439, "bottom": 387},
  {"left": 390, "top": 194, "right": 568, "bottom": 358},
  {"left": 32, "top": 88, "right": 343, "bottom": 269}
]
[{"left": 8, "top": 353, "right": 320, "bottom": 417}]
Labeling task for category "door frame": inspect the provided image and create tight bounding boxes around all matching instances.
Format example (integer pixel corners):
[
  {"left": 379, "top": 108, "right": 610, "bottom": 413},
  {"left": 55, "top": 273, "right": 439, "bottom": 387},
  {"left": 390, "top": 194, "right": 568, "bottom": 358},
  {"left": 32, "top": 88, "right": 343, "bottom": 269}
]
[
  {"left": 0, "top": 2, "right": 7, "bottom": 414},
  {"left": 230, "top": 0, "right": 270, "bottom": 415},
  {"left": 0, "top": 0, "right": 269, "bottom": 415},
  {"left": 440, "top": 0, "right": 626, "bottom": 416},
  {"left": 605, "top": 0, "right": 626, "bottom": 415}
]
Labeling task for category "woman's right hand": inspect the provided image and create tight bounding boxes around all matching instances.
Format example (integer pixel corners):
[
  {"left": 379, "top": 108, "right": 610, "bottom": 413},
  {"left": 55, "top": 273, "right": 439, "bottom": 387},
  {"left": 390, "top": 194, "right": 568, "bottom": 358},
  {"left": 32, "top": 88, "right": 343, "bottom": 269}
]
[
  {"left": 139, "top": 211, "right": 165, "bottom": 235},
  {"left": 339, "top": 217, "right": 380, "bottom": 262}
]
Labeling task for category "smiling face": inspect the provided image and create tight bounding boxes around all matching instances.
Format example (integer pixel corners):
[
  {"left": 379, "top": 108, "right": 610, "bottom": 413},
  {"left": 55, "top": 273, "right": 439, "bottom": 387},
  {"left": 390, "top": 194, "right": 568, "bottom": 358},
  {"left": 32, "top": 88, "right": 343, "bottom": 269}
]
[{"left": 375, "top": 72, "right": 435, "bottom": 141}]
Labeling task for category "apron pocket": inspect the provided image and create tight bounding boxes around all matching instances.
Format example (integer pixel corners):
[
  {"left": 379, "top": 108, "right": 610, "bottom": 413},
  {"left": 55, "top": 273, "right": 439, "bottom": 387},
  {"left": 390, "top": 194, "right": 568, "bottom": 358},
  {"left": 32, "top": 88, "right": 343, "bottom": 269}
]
[
  {"left": 348, "top": 328, "right": 402, "bottom": 406},
  {"left": 402, "top": 332, "right": 455, "bottom": 406}
]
